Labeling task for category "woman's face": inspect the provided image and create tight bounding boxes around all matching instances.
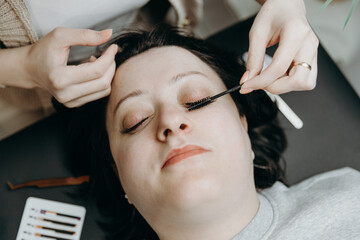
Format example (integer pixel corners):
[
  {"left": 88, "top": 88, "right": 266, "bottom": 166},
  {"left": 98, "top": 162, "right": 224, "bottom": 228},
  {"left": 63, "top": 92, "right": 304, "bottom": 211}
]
[{"left": 106, "top": 46, "right": 255, "bottom": 223}]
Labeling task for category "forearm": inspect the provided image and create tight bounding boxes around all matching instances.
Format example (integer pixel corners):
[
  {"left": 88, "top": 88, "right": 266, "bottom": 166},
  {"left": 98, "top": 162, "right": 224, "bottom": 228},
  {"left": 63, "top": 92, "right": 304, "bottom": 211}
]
[{"left": 0, "top": 46, "right": 36, "bottom": 89}]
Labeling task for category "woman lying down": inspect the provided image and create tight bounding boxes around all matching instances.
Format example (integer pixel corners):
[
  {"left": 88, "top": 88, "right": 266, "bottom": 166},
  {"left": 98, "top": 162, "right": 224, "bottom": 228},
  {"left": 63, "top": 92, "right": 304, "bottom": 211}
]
[{"left": 66, "top": 24, "right": 360, "bottom": 240}]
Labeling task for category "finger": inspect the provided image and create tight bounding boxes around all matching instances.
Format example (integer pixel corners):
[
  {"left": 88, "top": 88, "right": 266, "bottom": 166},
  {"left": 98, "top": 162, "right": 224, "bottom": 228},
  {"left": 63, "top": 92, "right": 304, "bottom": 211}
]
[
  {"left": 64, "top": 87, "right": 111, "bottom": 108},
  {"left": 54, "top": 61, "right": 115, "bottom": 103},
  {"left": 88, "top": 56, "right": 97, "bottom": 63},
  {"left": 241, "top": 30, "right": 317, "bottom": 95},
  {"left": 51, "top": 27, "right": 112, "bottom": 47},
  {"left": 265, "top": 52, "right": 317, "bottom": 94},
  {"left": 242, "top": 29, "right": 309, "bottom": 93},
  {"left": 265, "top": 32, "right": 318, "bottom": 94},
  {"left": 66, "top": 44, "right": 118, "bottom": 84},
  {"left": 246, "top": 24, "right": 270, "bottom": 80},
  {"left": 239, "top": 71, "right": 249, "bottom": 87}
]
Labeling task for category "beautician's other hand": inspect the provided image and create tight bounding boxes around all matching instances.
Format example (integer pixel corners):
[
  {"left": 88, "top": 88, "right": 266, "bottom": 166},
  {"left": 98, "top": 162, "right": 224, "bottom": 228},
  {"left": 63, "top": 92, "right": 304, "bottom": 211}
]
[
  {"left": 26, "top": 27, "right": 118, "bottom": 107},
  {"left": 240, "top": 0, "right": 319, "bottom": 94}
]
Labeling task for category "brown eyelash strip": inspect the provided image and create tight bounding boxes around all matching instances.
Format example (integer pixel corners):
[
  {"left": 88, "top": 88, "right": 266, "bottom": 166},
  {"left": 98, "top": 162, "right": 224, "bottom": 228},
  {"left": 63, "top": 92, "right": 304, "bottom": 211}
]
[
  {"left": 186, "top": 84, "right": 242, "bottom": 111},
  {"left": 7, "top": 176, "right": 90, "bottom": 190}
]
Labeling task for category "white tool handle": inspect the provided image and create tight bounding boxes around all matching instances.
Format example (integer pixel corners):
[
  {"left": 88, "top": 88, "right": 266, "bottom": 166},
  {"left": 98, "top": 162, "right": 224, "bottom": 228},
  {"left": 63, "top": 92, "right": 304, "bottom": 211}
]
[{"left": 242, "top": 52, "right": 303, "bottom": 129}]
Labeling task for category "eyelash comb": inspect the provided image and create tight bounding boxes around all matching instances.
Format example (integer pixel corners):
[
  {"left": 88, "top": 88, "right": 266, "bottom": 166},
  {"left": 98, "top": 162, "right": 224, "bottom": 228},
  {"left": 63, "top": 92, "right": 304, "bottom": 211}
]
[{"left": 186, "top": 84, "right": 243, "bottom": 111}]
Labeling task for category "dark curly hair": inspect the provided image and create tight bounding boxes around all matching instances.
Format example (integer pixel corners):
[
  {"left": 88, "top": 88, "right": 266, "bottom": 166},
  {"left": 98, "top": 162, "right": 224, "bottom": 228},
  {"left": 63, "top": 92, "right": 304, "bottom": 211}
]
[{"left": 63, "top": 24, "right": 287, "bottom": 240}]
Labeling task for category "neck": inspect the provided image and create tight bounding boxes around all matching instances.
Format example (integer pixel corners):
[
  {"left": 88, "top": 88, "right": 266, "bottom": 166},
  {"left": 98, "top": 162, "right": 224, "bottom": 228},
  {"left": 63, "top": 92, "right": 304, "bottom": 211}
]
[{"left": 155, "top": 187, "right": 259, "bottom": 240}]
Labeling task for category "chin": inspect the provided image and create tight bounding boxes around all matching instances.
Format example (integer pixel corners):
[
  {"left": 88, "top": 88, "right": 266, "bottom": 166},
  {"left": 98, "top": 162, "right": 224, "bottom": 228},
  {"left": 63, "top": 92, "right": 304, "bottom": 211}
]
[{"left": 165, "top": 170, "right": 222, "bottom": 211}]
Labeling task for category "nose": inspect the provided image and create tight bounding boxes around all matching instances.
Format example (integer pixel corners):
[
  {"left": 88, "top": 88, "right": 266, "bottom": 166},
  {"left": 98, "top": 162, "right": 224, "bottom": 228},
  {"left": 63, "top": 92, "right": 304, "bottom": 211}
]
[{"left": 156, "top": 106, "right": 191, "bottom": 142}]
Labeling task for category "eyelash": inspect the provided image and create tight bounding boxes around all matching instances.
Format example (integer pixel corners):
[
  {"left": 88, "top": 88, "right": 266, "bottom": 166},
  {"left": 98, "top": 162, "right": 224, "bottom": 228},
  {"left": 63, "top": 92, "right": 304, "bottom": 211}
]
[
  {"left": 122, "top": 117, "right": 149, "bottom": 134},
  {"left": 122, "top": 98, "right": 209, "bottom": 134},
  {"left": 184, "top": 97, "right": 209, "bottom": 109}
]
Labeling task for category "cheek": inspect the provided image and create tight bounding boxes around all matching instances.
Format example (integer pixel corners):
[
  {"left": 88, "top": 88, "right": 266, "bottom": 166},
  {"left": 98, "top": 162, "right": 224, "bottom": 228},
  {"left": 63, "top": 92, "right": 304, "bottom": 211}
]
[
  {"left": 207, "top": 100, "right": 254, "bottom": 191},
  {"left": 204, "top": 98, "right": 252, "bottom": 166},
  {"left": 207, "top": 99, "right": 248, "bottom": 144},
  {"left": 110, "top": 134, "right": 157, "bottom": 196}
]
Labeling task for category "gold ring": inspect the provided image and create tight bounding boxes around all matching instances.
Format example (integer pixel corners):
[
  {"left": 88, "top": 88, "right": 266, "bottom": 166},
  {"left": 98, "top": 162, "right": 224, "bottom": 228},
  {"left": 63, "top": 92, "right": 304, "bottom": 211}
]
[{"left": 292, "top": 61, "right": 312, "bottom": 71}]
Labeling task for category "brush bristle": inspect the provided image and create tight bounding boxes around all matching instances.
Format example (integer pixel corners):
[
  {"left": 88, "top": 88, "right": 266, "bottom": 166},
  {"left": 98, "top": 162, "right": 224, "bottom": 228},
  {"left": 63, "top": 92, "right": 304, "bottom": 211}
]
[
  {"left": 186, "top": 97, "right": 212, "bottom": 111},
  {"left": 185, "top": 97, "right": 210, "bottom": 106},
  {"left": 188, "top": 100, "right": 212, "bottom": 111}
]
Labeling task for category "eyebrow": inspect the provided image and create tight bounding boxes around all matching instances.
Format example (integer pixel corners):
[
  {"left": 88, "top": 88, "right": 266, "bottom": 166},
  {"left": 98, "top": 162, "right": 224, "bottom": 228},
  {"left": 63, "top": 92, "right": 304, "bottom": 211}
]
[{"left": 112, "top": 71, "right": 207, "bottom": 115}]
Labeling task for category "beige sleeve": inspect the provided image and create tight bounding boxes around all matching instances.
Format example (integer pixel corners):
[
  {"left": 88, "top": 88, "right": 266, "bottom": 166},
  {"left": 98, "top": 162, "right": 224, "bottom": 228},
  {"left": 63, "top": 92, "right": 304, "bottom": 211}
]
[
  {"left": 0, "top": 87, "right": 54, "bottom": 139},
  {"left": 0, "top": 87, "right": 53, "bottom": 113}
]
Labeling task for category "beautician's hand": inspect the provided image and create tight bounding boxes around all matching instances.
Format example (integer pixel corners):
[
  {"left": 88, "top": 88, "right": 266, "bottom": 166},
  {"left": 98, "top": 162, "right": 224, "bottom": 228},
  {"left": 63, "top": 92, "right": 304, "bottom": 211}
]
[
  {"left": 26, "top": 28, "right": 118, "bottom": 107},
  {"left": 240, "top": 0, "right": 319, "bottom": 94}
]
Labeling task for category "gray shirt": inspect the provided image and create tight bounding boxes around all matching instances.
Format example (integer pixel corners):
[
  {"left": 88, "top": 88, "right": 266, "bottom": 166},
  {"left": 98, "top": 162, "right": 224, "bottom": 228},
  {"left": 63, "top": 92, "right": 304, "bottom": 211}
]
[{"left": 232, "top": 167, "right": 360, "bottom": 240}]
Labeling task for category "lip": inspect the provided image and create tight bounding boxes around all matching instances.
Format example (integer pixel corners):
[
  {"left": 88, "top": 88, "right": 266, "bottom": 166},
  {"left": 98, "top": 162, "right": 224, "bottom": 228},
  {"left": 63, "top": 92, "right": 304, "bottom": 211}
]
[{"left": 162, "top": 144, "right": 210, "bottom": 169}]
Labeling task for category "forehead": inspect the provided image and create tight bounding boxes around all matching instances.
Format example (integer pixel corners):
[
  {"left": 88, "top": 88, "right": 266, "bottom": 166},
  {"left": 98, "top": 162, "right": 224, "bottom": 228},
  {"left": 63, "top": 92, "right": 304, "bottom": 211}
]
[{"left": 111, "top": 46, "right": 218, "bottom": 95}]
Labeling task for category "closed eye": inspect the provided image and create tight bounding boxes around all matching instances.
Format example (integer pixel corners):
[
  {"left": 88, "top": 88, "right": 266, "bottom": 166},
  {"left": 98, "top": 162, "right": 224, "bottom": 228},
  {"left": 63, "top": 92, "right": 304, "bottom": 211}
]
[
  {"left": 185, "top": 97, "right": 212, "bottom": 111},
  {"left": 185, "top": 97, "right": 209, "bottom": 107},
  {"left": 122, "top": 117, "right": 149, "bottom": 134}
]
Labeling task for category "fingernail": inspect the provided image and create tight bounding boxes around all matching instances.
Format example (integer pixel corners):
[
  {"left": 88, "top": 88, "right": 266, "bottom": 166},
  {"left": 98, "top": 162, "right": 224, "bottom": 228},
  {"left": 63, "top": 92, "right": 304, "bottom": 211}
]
[
  {"left": 112, "top": 44, "right": 119, "bottom": 53},
  {"left": 240, "top": 71, "right": 249, "bottom": 84},
  {"left": 89, "top": 55, "right": 96, "bottom": 61},
  {"left": 100, "top": 29, "right": 112, "bottom": 38},
  {"left": 240, "top": 88, "right": 253, "bottom": 94},
  {"left": 104, "top": 44, "right": 118, "bottom": 56},
  {"left": 101, "top": 44, "right": 115, "bottom": 56}
]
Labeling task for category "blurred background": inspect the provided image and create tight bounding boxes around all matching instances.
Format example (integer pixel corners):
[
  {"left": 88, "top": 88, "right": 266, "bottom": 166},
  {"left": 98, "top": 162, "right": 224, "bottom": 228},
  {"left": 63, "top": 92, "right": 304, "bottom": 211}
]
[{"left": 195, "top": 0, "right": 360, "bottom": 97}]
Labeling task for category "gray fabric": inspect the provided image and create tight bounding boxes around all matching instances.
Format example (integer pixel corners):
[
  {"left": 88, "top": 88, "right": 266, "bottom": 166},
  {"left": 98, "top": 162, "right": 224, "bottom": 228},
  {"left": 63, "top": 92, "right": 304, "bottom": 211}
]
[{"left": 231, "top": 167, "right": 360, "bottom": 240}]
